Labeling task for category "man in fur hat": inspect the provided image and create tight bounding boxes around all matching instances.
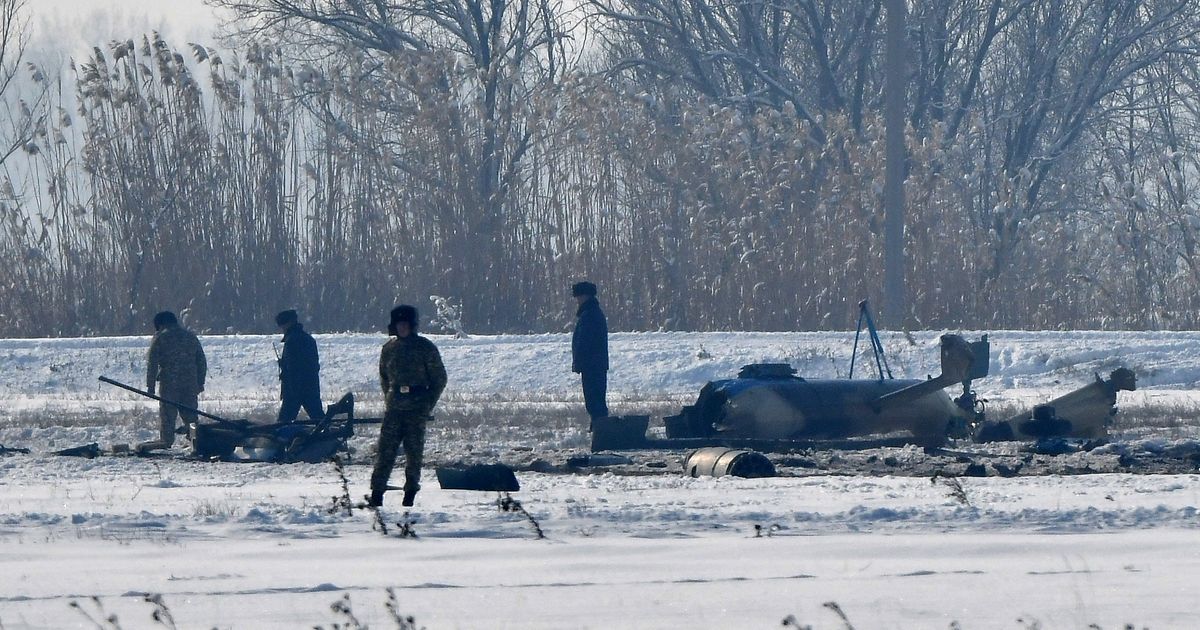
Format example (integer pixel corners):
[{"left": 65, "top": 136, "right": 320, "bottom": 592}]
[
  {"left": 275, "top": 309, "right": 324, "bottom": 423},
  {"left": 571, "top": 281, "right": 609, "bottom": 421},
  {"left": 370, "top": 305, "right": 448, "bottom": 507}
]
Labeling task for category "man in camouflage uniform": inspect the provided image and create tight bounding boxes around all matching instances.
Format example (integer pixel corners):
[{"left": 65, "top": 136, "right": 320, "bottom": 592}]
[
  {"left": 142, "top": 311, "right": 207, "bottom": 453},
  {"left": 369, "top": 305, "right": 447, "bottom": 507}
]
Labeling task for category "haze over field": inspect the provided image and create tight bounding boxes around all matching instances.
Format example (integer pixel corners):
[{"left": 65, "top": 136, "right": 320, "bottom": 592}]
[
  {"left": 34, "top": 0, "right": 218, "bottom": 34},
  {"left": 24, "top": 0, "right": 221, "bottom": 70}
]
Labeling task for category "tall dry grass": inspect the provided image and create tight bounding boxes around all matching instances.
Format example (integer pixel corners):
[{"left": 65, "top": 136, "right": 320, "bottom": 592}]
[{"left": 1, "top": 0, "right": 1200, "bottom": 336}]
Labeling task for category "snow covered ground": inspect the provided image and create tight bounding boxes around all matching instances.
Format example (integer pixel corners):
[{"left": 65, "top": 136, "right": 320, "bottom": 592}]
[
  {"left": 2, "top": 331, "right": 1199, "bottom": 627},
  {"left": 1, "top": 456, "right": 1198, "bottom": 628},
  {"left": 6, "top": 329, "right": 1200, "bottom": 417}
]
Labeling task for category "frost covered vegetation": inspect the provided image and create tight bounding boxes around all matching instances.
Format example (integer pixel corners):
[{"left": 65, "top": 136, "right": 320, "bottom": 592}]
[{"left": 3, "top": 0, "right": 1200, "bottom": 335}]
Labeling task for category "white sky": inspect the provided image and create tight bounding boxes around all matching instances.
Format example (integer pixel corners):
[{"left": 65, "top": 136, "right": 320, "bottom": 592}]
[
  {"left": 34, "top": 0, "right": 220, "bottom": 30},
  {"left": 29, "top": 0, "right": 223, "bottom": 54}
]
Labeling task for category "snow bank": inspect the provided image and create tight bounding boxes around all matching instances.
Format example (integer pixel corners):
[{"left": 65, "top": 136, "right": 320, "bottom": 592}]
[
  {"left": 4, "top": 330, "right": 1200, "bottom": 419},
  {"left": 0, "top": 454, "right": 1197, "bottom": 627}
]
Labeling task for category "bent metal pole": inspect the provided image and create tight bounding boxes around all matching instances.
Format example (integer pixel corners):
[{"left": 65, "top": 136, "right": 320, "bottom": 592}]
[{"left": 98, "top": 375, "right": 232, "bottom": 424}]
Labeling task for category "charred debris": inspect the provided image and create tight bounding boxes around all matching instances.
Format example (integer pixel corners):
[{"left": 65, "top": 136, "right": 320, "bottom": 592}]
[
  {"left": 592, "top": 303, "right": 1142, "bottom": 477},
  {"left": 14, "top": 302, "right": 1157, "bottom": 480},
  {"left": 594, "top": 335, "right": 1136, "bottom": 453}
]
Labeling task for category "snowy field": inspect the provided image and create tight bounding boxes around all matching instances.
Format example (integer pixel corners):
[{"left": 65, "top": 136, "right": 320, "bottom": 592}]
[
  {"left": 2, "top": 330, "right": 1200, "bottom": 628},
  {"left": 7, "top": 329, "right": 1200, "bottom": 417}
]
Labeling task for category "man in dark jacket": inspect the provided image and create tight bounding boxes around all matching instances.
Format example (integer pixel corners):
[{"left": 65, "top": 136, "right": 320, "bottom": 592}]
[
  {"left": 276, "top": 309, "right": 324, "bottom": 423},
  {"left": 370, "top": 305, "right": 448, "bottom": 507},
  {"left": 571, "top": 281, "right": 609, "bottom": 420},
  {"left": 142, "top": 311, "right": 207, "bottom": 452}
]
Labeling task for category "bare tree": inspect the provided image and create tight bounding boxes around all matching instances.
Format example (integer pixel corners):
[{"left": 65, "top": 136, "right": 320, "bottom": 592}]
[
  {"left": 0, "top": 0, "right": 43, "bottom": 167},
  {"left": 4, "top": 1, "right": 1200, "bottom": 335},
  {"left": 881, "top": 0, "right": 906, "bottom": 325},
  {"left": 967, "top": 1, "right": 1200, "bottom": 319},
  {"left": 589, "top": 0, "right": 891, "bottom": 140},
  {"left": 213, "top": 0, "right": 569, "bottom": 327}
]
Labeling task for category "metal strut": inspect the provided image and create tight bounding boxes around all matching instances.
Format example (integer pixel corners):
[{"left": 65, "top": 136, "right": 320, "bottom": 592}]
[
  {"left": 849, "top": 300, "right": 893, "bottom": 380},
  {"left": 99, "top": 375, "right": 236, "bottom": 424}
]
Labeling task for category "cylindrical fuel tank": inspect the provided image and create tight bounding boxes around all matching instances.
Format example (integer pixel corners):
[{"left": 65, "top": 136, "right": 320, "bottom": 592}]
[{"left": 684, "top": 447, "right": 776, "bottom": 478}]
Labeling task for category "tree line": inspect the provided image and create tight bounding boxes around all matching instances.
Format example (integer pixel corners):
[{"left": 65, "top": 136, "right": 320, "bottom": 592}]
[{"left": 1, "top": 0, "right": 1199, "bottom": 336}]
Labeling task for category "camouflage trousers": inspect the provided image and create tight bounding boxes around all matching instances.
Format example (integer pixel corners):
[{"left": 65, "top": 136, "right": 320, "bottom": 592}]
[
  {"left": 370, "top": 408, "right": 428, "bottom": 495},
  {"left": 157, "top": 386, "right": 199, "bottom": 447}
]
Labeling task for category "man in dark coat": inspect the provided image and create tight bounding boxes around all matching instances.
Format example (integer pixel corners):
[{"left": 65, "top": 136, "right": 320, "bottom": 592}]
[
  {"left": 142, "top": 311, "right": 207, "bottom": 452},
  {"left": 275, "top": 309, "right": 324, "bottom": 423},
  {"left": 571, "top": 281, "right": 609, "bottom": 420},
  {"left": 370, "top": 305, "right": 448, "bottom": 507}
]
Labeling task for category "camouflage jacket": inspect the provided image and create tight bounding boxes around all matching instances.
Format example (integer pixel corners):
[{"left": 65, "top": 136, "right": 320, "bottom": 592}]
[
  {"left": 147, "top": 324, "right": 207, "bottom": 391},
  {"left": 379, "top": 334, "right": 447, "bottom": 413}
]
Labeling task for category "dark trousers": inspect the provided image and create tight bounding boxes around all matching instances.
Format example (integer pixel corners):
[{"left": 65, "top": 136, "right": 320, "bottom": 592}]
[
  {"left": 371, "top": 409, "right": 428, "bottom": 494},
  {"left": 581, "top": 370, "right": 609, "bottom": 419},
  {"left": 278, "top": 390, "right": 324, "bottom": 423}
]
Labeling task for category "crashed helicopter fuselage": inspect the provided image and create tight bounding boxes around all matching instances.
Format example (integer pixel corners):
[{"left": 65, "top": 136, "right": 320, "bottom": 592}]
[
  {"left": 661, "top": 334, "right": 985, "bottom": 449},
  {"left": 592, "top": 333, "right": 1137, "bottom": 452}
]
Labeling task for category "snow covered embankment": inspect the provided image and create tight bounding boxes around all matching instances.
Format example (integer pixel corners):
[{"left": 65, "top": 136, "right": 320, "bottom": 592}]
[{"left": 3, "top": 330, "right": 1200, "bottom": 420}]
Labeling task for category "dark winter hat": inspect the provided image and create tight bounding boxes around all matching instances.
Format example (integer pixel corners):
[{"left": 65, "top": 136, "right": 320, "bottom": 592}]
[
  {"left": 390, "top": 305, "right": 419, "bottom": 331},
  {"left": 275, "top": 309, "right": 299, "bottom": 327},
  {"left": 152, "top": 311, "right": 178, "bottom": 330},
  {"left": 571, "top": 281, "right": 597, "bottom": 297}
]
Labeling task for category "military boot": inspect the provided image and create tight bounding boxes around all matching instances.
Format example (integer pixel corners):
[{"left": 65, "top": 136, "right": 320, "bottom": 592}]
[
  {"left": 402, "top": 487, "right": 418, "bottom": 507},
  {"left": 368, "top": 487, "right": 385, "bottom": 507}
]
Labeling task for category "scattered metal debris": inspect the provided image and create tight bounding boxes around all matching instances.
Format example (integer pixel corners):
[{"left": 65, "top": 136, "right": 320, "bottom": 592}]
[{"left": 436, "top": 463, "right": 520, "bottom": 491}]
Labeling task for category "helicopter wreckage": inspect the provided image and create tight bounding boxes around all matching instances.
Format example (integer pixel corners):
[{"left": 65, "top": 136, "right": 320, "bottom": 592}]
[
  {"left": 591, "top": 315, "right": 1138, "bottom": 460},
  {"left": 23, "top": 303, "right": 1138, "bottom": 479}
]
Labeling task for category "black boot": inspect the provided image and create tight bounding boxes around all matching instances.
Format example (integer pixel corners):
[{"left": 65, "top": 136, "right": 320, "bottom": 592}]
[
  {"left": 402, "top": 488, "right": 417, "bottom": 507},
  {"left": 368, "top": 488, "right": 385, "bottom": 507}
]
